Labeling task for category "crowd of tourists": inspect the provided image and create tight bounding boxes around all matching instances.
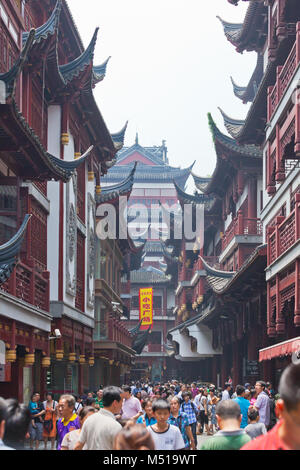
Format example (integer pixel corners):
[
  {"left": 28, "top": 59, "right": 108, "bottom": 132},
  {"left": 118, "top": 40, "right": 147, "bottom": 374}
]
[{"left": 0, "top": 362, "right": 300, "bottom": 450}]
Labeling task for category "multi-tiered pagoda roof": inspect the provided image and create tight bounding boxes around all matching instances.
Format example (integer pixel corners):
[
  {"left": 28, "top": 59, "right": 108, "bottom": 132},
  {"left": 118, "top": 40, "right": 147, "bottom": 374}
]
[{"left": 101, "top": 138, "right": 194, "bottom": 188}]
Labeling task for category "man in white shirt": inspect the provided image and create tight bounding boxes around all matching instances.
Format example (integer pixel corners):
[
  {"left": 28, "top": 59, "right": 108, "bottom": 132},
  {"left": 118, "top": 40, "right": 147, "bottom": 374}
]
[
  {"left": 74, "top": 386, "right": 123, "bottom": 450},
  {"left": 222, "top": 383, "right": 232, "bottom": 401},
  {"left": 0, "top": 398, "right": 14, "bottom": 451}
]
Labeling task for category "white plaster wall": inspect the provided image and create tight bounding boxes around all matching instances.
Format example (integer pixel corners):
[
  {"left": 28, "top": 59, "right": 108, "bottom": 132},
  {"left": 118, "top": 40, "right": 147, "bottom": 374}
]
[
  {"left": 64, "top": 131, "right": 76, "bottom": 309},
  {"left": 47, "top": 105, "right": 61, "bottom": 301}
]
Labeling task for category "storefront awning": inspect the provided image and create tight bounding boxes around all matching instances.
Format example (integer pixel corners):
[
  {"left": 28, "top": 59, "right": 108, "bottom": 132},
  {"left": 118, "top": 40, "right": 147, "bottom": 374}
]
[{"left": 259, "top": 337, "right": 300, "bottom": 362}]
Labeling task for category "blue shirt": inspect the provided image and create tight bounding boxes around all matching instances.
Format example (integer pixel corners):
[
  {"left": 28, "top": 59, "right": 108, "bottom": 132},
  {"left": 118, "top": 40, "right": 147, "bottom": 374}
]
[
  {"left": 234, "top": 396, "right": 250, "bottom": 428},
  {"left": 168, "top": 411, "right": 190, "bottom": 449},
  {"left": 136, "top": 413, "right": 156, "bottom": 427},
  {"left": 180, "top": 401, "right": 197, "bottom": 424}
]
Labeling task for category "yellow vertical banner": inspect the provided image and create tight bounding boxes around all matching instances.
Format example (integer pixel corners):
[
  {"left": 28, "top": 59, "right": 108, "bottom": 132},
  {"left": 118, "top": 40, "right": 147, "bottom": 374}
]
[{"left": 139, "top": 288, "right": 153, "bottom": 331}]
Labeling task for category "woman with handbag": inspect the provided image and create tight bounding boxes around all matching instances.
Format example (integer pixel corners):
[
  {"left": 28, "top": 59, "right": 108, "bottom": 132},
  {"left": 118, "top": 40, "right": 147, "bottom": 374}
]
[{"left": 42, "top": 392, "right": 58, "bottom": 450}]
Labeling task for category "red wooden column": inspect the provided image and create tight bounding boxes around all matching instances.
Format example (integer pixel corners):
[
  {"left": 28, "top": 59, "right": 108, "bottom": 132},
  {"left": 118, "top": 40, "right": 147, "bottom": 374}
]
[{"left": 275, "top": 124, "right": 285, "bottom": 182}]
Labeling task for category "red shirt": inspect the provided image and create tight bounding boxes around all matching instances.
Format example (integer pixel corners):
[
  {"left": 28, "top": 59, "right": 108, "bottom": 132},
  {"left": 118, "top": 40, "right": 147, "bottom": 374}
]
[{"left": 241, "top": 421, "right": 289, "bottom": 450}]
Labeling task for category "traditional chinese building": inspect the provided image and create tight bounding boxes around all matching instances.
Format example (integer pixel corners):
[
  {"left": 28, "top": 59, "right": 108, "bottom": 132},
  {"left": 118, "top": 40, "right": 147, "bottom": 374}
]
[
  {"left": 102, "top": 137, "right": 193, "bottom": 381},
  {"left": 0, "top": 0, "right": 123, "bottom": 400},
  {"left": 166, "top": 0, "right": 300, "bottom": 387}
]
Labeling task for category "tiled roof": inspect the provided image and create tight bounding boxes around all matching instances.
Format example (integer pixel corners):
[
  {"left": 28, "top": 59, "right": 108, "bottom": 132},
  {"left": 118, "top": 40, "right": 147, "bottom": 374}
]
[
  {"left": 59, "top": 28, "right": 99, "bottom": 83},
  {"left": 173, "top": 180, "right": 215, "bottom": 211},
  {"left": 96, "top": 162, "right": 137, "bottom": 203},
  {"left": 218, "top": 108, "right": 245, "bottom": 139},
  {"left": 208, "top": 113, "right": 262, "bottom": 159},
  {"left": 93, "top": 57, "right": 111, "bottom": 85},
  {"left": 201, "top": 244, "right": 266, "bottom": 294},
  {"left": 191, "top": 175, "right": 212, "bottom": 193},
  {"left": 101, "top": 162, "right": 193, "bottom": 185},
  {"left": 129, "top": 268, "right": 171, "bottom": 284},
  {"left": 111, "top": 122, "right": 128, "bottom": 151},
  {"left": 23, "top": 0, "right": 61, "bottom": 45},
  {"left": 230, "top": 53, "right": 264, "bottom": 103},
  {"left": 217, "top": 2, "right": 267, "bottom": 53}
]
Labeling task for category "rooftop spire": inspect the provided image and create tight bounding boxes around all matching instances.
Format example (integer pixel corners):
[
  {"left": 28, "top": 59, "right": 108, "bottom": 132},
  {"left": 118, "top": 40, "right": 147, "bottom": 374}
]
[{"left": 135, "top": 133, "right": 139, "bottom": 145}]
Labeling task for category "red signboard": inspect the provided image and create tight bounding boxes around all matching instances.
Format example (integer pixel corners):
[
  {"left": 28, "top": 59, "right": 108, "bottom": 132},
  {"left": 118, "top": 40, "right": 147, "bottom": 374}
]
[{"left": 139, "top": 288, "right": 153, "bottom": 331}]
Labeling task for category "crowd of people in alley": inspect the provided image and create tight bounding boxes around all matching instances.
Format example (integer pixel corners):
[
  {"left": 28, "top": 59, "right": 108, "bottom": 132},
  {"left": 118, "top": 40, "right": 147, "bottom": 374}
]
[{"left": 0, "top": 362, "right": 300, "bottom": 451}]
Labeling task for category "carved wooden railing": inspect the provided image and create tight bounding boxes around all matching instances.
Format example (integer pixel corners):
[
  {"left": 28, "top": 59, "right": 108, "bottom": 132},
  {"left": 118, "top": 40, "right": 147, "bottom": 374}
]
[
  {"left": 268, "top": 21, "right": 300, "bottom": 120},
  {"left": 267, "top": 195, "right": 300, "bottom": 265},
  {"left": 221, "top": 212, "right": 263, "bottom": 251},
  {"left": 1, "top": 261, "right": 49, "bottom": 311}
]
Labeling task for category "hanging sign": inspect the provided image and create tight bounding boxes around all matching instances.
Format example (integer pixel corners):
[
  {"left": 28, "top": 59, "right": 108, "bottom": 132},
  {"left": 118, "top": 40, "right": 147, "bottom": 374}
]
[{"left": 139, "top": 288, "right": 153, "bottom": 331}]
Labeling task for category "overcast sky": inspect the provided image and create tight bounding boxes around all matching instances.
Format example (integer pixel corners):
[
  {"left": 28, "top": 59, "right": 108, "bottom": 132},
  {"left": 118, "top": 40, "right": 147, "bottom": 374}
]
[{"left": 68, "top": 0, "right": 256, "bottom": 190}]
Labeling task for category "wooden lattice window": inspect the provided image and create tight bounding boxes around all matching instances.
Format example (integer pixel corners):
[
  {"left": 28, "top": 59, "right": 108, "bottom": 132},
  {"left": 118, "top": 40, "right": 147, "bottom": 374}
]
[
  {"left": 30, "top": 198, "right": 47, "bottom": 271},
  {"left": 31, "top": 77, "right": 48, "bottom": 148},
  {"left": 77, "top": 165, "right": 85, "bottom": 223}
]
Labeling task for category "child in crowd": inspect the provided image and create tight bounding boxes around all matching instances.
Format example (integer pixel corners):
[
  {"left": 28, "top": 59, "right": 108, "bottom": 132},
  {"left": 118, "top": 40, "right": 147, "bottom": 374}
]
[
  {"left": 244, "top": 407, "right": 267, "bottom": 440},
  {"left": 147, "top": 400, "right": 185, "bottom": 450}
]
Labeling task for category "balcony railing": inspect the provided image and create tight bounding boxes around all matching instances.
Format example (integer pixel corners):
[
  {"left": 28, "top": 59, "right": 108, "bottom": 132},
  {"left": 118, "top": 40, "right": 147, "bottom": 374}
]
[
  {"left": 107, "top": 316, "right": 132, "bottom": 348},
  {"left": 144, "top": 344, "right": 163, "bottom": 353},
  {"left": 221, "top": 212, "right": 263, "bottom": 251},
  {"left": 1, "top": 261, "right": 49, "bottom": 311},
  {"left": 268, "top": 21, "right": 300, "bottom": 121},
  {"left": 268, "top": 197, "right": 300, "bottom": 265}
]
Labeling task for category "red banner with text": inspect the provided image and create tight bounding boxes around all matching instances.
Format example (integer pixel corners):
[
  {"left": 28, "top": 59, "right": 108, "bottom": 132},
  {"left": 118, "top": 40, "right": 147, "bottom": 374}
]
[{"left": 139, "top": 288, "right": 153, "bottom": 331}]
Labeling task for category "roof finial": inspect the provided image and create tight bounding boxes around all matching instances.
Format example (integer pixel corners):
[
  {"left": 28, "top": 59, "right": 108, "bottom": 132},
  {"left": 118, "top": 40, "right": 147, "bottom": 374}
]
[{"left": 135, "top": 132, "right": 139, "bottom": 145}]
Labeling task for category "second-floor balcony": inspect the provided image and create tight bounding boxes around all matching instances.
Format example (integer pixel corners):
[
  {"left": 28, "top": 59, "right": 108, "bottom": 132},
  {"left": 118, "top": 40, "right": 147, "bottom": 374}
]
[
  {"left": 221, "top": 211, "right": 263, "bottom": 254},
  {"left": 267, "top": 195, "right": 300, "bottom": 266},
  {"left": 268, "top": 21, "right": 300, "bottom": 121},
  {"left": 1, "top": 261, "right": 49, "bottom": 312},
  {"left": 95, "top": 317, "right": 132, "bottom": 349}
]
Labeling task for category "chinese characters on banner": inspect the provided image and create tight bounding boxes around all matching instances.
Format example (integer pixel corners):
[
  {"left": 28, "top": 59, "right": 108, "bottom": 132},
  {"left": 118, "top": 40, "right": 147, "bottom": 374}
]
[{"left": 139, "top": 288, "right": 153, "bottom": 331}]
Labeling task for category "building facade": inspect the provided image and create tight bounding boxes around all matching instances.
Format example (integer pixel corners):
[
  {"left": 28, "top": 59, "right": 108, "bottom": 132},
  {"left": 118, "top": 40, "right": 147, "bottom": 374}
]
[
  {"left": 102, "top": 137, "right": 193, "bottom": 381},
  {"left": 166, "top": 0, "right": 300, "bottom": 388},
  {"left": 0, "top": 0, "right": 123, "bottom": 401}
]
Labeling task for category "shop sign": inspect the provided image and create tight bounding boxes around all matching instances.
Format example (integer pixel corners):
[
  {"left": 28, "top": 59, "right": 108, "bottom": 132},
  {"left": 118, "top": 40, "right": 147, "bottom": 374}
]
[
  {"left": 246, "top": 360, "right": 259, "bottom": 376},
  {"left": 139, "top": 288, "right": 153, "bottom": 331}
]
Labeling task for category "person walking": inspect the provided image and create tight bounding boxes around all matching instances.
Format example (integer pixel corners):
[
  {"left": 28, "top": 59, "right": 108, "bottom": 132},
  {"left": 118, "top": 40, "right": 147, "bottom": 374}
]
[
  {"left": 3, "top": 399, "right": 31, "bottom": 450},
  {"left": 233, "top": 385, "right": 250, "bottom": 429},
  {"left": 61, "top": 406, "right": 96, "bottom": 450},
  {"left": 0, "top": 397, "right": 14, "bottom": 450},
  {"left": 120, "top": 385, "right": 143, "bottom": 422},
  {"left": 148, "top": 400, "right": 185, "bottom": 450},
  {"left": 200, "top": 400, "right": 251, "bottom": 450},
  {"left": 198, "top": 389, "right": 210, "bottom": 435},
  {"left": 56, "top": 395, "right": 80, "bottom": 450},
  {"left": 241, "top": 363, "right": 300, "bottom": 450},
  {"left": 180, "top": 392, "right": 198, "bottom": 444},
  {"left": 136, "top": 399, "right": 156, "bottom": 427},
  {"left": 42, "top": 392, "right": 58, "bottom": 450},
  {"left": 169, "top": 396, "right": 196, "bottom": 450},
  {"left": 207, "top": 388, "right": 218, "bottom": 435},
  {"left": 95, "top": 389, "right": 104, "bottom": 410},
  {"left": 74, "top": 386, "right": 123, "bottom": 450},
  {"left": 244, "top": 408, "right": 267, "bottom": 440},
  {"left": 28, "top": 393, "right": 45, "bottom": 450},
  {"left": 221, "top": 383, "right": 232, "bottom": 401},
  {"left": 253, "top": 381, "right": 270, "bottom": 428}
]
